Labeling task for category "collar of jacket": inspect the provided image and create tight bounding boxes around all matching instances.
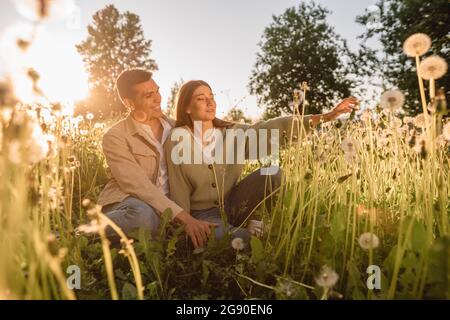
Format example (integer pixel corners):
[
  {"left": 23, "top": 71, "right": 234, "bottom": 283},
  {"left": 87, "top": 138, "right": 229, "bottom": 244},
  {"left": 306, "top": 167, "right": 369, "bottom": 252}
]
[{"left": 125, "top": 113, "right": 175, "bottom": 136}]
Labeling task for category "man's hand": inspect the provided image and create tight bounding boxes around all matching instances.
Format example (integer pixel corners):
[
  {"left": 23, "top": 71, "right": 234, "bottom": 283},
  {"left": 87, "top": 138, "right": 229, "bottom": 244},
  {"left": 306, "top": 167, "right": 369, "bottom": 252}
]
[
  {"left": 174, "top": 211, "right": 219, "bottom": 248},
  {"left": 331, "top": 96, "right": 359, "bottom": 117}
]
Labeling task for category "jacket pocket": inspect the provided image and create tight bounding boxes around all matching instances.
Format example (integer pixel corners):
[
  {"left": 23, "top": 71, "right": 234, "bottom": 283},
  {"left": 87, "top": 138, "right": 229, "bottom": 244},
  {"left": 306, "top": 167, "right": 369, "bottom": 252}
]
[{"left": 131, "top": 145, "right": 158, "bottom": 181}]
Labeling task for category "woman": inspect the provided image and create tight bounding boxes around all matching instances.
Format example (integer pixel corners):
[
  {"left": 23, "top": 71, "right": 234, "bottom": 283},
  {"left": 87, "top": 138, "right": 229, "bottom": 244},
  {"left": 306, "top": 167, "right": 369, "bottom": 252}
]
[{"left": 165, "top": 80, "right": 357, "bottom": 247}]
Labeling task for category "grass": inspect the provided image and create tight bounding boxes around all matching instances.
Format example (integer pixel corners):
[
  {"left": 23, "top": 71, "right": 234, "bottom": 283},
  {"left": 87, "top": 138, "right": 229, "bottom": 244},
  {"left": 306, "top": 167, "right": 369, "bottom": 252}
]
[{"left": 0, "top": 97, "right": 448, "bottom": 299}]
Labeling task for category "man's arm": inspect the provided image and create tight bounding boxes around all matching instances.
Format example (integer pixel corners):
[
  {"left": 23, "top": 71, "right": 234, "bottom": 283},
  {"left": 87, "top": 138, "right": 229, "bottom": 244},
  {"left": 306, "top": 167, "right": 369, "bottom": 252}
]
[{"left": 102, "top": 130, "right": 183, "bottom": 220}]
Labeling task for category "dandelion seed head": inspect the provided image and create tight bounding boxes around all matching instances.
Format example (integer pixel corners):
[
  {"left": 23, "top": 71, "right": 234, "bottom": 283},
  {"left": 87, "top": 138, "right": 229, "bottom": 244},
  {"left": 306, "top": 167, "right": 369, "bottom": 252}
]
[
  {"left": 380, "top": 90, "right": 405, "bottom": 111},
  {"left": 441, "top": 122, "right": 450, "bottom": 141},
  {"left": 413, "top": 114, "right": 429, "bottom": 128},
  {"left": 358, "top": 232, "right": 380, "bottom": 250},
  {"left": 403, "top": 33, "right": 431, "bottom": 57},
  {"left": 231, "top": 237, "right": 245, "bottom": 251},
  {"left": 340, "top": 137, "right": 358, "bottom": 153},
  {"left": 81, "top": 198, "right": 91, "bottom": 208},
  {"left": 420, "top": 55, "right": 448, "bottom": 80},
  {"left": 12, "top": 0, "right": 76, "bottom": 22},
  {"left": 8, "top": 140, "right": 22, "bottom": 164},
  {"left": 315, "top": 265, "right": 339, "bottom": 289},
  {"left": 344, "top": 151, "right": 360, "bottom": 165}
]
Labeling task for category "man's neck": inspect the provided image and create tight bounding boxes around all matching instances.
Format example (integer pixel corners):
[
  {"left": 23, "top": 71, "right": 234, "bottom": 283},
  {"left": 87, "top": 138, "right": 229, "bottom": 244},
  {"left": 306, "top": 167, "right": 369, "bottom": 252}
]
[{"left": 133, "top": 114, "right": 164, "bottom": 143}]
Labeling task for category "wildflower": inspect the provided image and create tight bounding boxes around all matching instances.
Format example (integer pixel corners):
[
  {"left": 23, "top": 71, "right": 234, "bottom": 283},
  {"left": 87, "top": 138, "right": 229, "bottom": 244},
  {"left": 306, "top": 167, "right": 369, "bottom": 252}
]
[
  {"left": 315, "top": 265, "right": 339, "bottom": 289},
  {"left": 79, "top": 129, "right": 88, "bottom": 136},
  {"left": 413, "top": 114, "right": 429, "bottom": 128},
  {"left": 340, "top": 137, "right": 358, "bottom": 153},
  {"left": 13, "top": 0, "right": 76, "bottom": 22},
  {"left": 231, "top": 237, "right": 245, "bottom": 251},
  {"left": 380, "top": 90, "right": 405, "bottom": 111},
  {"left": 8, "top": 140, "right": 22, "bottom": 164},
  {"left": 277, "top": 278, "right": 296, "bottom": 297},
  {"left": 1, "top": 107, "right": 13, "bottom": 123},
  {"left": 360, "top": 109, "right": 372, "bottom": 122},
  {"left": 26, "top": 124, "right": 50, "bottom": 164},
  {"left": 403, "top": 116, "right": 414, "bottom": 125},
  {"left": 435, "top": 135, "right": 447, "bottom": 149},
  {"left": 358, "top": 232, "right": 380, "bottom": 250},
  {"left": 81, "top": 198, "right": 91, "bottom": 208},
  {"left": 344, "top": 152, "right": 360, "bottom": 165},
  {"left": 390, "top": 117, "right": 402, "bottom": 129},
  {"left": 443, "top": 122, "right": 450, "bottom": 141},
  {"left": 376, "top": 136, "right": 389, "bottom": 148},
  {"left": 86, "top": 112, "right": 94, "bottom": 120},
  {"left": 403, "top": 33, "right": 431, "bottom": 57},
  {"left": 419, "top": 55, "right": 448, "bottom": 80}
]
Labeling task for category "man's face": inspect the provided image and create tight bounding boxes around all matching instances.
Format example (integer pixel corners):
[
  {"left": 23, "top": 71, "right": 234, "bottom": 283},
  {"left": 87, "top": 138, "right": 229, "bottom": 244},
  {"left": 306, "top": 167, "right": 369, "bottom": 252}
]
[{"left": 130, "top": 78, "right": 163, "bottom": 120}]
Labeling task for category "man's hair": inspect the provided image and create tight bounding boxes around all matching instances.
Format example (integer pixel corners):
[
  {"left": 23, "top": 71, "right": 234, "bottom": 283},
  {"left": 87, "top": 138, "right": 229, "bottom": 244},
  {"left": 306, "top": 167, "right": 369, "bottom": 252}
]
[{"left": 116, "top": 69, "right": 153, "bottom": 105}]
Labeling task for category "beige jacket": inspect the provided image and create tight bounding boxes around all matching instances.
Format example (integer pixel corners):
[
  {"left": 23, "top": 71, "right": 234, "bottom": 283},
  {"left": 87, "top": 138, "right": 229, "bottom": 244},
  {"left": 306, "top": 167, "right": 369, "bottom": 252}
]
[
  {"left": 97, "top": 115, "right": 183, "bottom": 219},
  {"left": 164, "top": 115, "right": 311, "bottom": 213}
]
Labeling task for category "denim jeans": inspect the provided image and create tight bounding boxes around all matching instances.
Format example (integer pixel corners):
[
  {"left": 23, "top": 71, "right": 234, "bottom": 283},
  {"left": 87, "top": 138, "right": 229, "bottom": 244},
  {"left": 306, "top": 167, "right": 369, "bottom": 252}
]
[
  {"left": 192, "top": 167, "right": 283, "bottom": 242},
  {"left": 101, "top": 196, "right": 160, "bottom": 240},
  {"left": 102, "top": 167, "right": 282, "bottom": 243}
]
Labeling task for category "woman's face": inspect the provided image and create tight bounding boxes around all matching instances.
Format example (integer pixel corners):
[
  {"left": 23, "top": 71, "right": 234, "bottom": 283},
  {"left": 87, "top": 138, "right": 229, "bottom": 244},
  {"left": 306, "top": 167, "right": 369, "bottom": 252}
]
[{"left": 187, "top": 85, "right": 217, "bottom": 122}]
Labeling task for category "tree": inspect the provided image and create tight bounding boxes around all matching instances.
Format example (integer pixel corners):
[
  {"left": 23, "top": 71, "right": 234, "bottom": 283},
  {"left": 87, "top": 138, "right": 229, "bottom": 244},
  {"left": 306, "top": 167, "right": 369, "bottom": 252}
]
[
  {"left": 76, "top": 4, "right": 158, "bottom": 117},
  {"left": 356, "top": 0, "right": 449, "bottom": 115},
  {"left": 224, "top": 107, "right": 251, "bottom": 123},
  {"left": 249, "top": 1, "right": 353, "bottom": 118},
  {"left": 165, "top": 78, "right": 184, "bottom": 119}
]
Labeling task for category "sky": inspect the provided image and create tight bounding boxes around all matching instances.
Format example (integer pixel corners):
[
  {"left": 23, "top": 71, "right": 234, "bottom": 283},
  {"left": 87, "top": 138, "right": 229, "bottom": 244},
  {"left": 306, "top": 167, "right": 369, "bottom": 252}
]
[{"left": 0, "top": 0, "right": 379, "bottom": 118}]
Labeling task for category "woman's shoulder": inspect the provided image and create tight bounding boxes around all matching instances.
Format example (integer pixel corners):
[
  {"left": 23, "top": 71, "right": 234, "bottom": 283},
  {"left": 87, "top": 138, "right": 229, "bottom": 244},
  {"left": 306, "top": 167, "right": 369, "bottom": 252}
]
[{"left": 164, "top": 126, "right": 192, "bottom": 147}]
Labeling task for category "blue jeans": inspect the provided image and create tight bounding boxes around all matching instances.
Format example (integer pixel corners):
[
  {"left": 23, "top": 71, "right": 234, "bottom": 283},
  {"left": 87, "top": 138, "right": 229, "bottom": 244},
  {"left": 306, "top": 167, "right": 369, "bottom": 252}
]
[
  {"left": 102, "top": 168, "right": 282, "bottom": 243},
  {"left": 191, "top": 208, "right": 251, "bottom": 242},
  {"left": 102, "top": 196, "right": 160, "bottom": 239},
  {"left": 102, "top": 197, "right": 250, "bottom": 242}
]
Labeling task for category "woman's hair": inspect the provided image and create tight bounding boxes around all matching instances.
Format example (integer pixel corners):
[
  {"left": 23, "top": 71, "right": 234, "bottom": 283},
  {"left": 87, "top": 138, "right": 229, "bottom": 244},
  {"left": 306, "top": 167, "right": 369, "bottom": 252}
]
[{"left": 175, "top": 80, "right": 232, "bottom": 128}]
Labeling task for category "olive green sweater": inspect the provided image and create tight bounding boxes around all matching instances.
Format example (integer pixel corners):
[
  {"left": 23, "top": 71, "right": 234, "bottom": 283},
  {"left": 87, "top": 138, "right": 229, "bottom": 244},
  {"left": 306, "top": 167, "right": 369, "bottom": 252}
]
[{"left": 164, "top": 115, "right": 312, "bottom": 215}]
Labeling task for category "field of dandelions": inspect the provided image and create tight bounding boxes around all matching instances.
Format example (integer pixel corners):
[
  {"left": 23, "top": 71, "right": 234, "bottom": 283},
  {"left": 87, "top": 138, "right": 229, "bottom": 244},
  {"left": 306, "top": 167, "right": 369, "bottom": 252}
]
[{"left": 0, "top": 12, "right": 449, "bottom": 300}]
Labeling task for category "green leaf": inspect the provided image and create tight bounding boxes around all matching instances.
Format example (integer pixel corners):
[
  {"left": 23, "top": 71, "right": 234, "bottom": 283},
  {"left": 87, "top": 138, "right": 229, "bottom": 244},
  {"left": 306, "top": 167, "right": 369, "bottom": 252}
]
[
  {"left": 122, "top": 282, "right": 137, "bottom": 300},
  {"left": 410, "top": 220, "right": 427, "bottom": 253},
  {"left": 250, "top": 236, "right": 264, "bottom": 263}
]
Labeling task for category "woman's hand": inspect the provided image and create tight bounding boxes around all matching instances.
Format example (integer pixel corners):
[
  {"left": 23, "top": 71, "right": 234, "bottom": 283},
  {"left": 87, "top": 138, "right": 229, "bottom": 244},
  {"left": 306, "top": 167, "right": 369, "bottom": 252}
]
[
  {"left": 331, "top": 96, "right": 359, "bottom": 117},
  {"left": 175, "top": 211, "right": 219, "bottom": 248},
  {"left": 309, "top": 96, "right": 359, "bottom": 125}
]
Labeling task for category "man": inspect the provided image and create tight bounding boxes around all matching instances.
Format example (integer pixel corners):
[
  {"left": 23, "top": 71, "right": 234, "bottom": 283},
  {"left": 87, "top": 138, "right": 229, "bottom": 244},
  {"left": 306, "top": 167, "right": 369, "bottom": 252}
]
[{"left": 98, "top": 69, "right": 217, "bottom": 248}]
